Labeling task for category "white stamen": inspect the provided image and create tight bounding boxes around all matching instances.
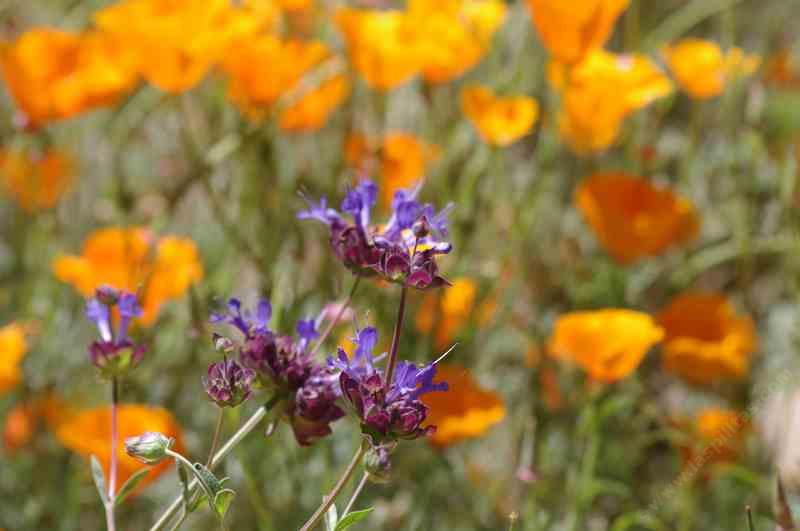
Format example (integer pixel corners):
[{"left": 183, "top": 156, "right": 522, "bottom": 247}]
[{"left": 433, "top": 343, "right": 458, "bottom": 365}]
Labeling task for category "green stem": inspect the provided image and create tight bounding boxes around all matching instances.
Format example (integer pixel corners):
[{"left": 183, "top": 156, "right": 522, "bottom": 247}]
[
  {"left": 308, "top": 276, "right": 361, "bottom": 359},
  {"left": 342, "top": 472, "right": 369, "bottom": 517},
  {"left": 299, "top": 444, "right": 366, "bottom": 531},
  {"left": 149, "top": 395, "right": 283, "bottom": 531},
  {"left": 383, "top": 285, "right": 408, "bottom": 390},
  {"left": 206, "top": 409, "right": 225, "bottom": 468}
]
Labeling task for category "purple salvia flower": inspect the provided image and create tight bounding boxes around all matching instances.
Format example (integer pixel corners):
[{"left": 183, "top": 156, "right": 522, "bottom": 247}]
[
  {"left": 211, "top": 298, "right": 271, "bottom": 337},
  {"left": 299, "top": 179, "right": 453, "bottom": 290},
  {"left": 85, "top": 288, "right": 146, "bottom": 377},
  {"left": 290, "top": 366, "right": 345, "bottom": 446},
  {"left": 203, "top": 357, "right": 255, "bottom": 408},
  {"left": 295, "top": 319, "right": 318, "bottom": 351}
]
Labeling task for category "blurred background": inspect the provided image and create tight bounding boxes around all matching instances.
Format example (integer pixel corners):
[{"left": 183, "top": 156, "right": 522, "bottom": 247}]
[{"left": 1, "top": 0, "right": 800, "bottom": 529}]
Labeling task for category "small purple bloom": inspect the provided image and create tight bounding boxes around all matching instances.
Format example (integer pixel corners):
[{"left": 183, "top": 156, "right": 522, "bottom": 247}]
[
  {"left": 299, "top": 179, "right": 454, "bottom": 290},
  {"left": 210, "top": 297, "right": 271, "bottom": 337},
  {"left": 329, "top": 328, "right": 448, "bottom": 443},
  {"left": 85, "top": 288, "right": 146, "bottom": 378},
  {"left": 203, "top": 358, "right": 255, "bottom": 408}
]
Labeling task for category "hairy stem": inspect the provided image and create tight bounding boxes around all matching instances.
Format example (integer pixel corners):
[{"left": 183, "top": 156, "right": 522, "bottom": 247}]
[
  {"left": 206, "top": 409, "right": 225, "bottom": 468},
  {"left": 105, "top": 377, "right": 119, "bottom": 531},
  {"left": 342, "top": 472, "right": 369, "bottom": 517},
  {"left": 299, "top": 444, "right": 366, "bottom": 531},
  {"left": 383, "top": 285, "right": 408, "bottom": 389},
  {"left": 149, "top": 395, "right": 283, "bottom": 531}
]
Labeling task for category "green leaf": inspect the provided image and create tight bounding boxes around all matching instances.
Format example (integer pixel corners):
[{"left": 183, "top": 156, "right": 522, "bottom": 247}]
[
  {"left": 90, "top": 455, "right": 109, "bottom": 504},
  {"left": 325, "top": 503, "right": 339, "bottom": 531},
  {"left": 114, "top": 467, "right": 151, "bottom": 506},
  {"left": 213, "top": 488, "right": 236, "bottom": 522},
  {"left": 334, "top": 508, "right": 374, "bottom": 531}
]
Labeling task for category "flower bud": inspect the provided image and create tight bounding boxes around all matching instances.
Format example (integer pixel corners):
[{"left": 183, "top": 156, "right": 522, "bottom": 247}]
[
  {"left": 95, "top": 285, "right": 120, "bottom": 306},
  {"left": 125, "top": 432, "right": 173, "bottom": 464},
  {"left": 412, "top": 216, "right": 431, "bottom": 238},
  {"left": 364, "top": 443, "right": 393, "bottom": 484}
]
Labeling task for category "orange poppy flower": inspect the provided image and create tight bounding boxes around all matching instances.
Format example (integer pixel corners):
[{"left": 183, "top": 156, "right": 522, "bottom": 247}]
[
  {"left": 3, "top": 394, "right": 65, "bottom": 452},
  {"left": 0, "top": 323, "right": 27, "bottom": 395},
  {"left": 279, "top": 74, "right": 350, "bottom": 132},
  {"left": 52, "top": 227, "right": 203, "bottom": 325},
  {"left": 525, "top": 0, "right": 629, "bottom": 64},
  {"left": 279, "top": 0, "right": 313, "bottom": 11},
  {"left": 222, "top": 36, "right": 331, "bottom": 121},
  {"left": 416, "top": 278, "right": 478, "bottom": 349},
  {"left": 678, "top": 408, "right": 748, "bottom": 474},
  {"left": 548, "top": 309, "right": 664, "bottom": 382},
  {"left": 95, "top": 0, "right": 272, "bottom": 93},
  {"left": 550, "top": 50, "right": 673, "bottom": 153},
  {"left": 662, "top": 39, "right": 760, "bottom": 100},
  {"left": 0, "top": 28, "right": 139, "bottom": 127},
  {"left": 765, "top": 49, "right": 800, "bottom": 89},
  {"left": 409, "top": 0, "right": 506, "bottom": 84},
  {"left": 335, "top": 7, "right": 422, "bottom": 90},
  {"left": 345, "top": 132, "right": 439, "bottom": 206},
  {"left": 421, "top": 364, "right": 505, "bottom": 447},
  {"left": 461, "top": 85, "right": 539, "bottom": 146},
  {"left": 657, "top": 293, "right": 756, "bottom": 385},
  {"left": 0, "top": 148, "right": 73, "bottom": 212},
  {"left": 575, "top": 172, "right": 700, "bottom": 264},
  {"left": 54, "top": 404, "right": 185, "bottom": 492}
]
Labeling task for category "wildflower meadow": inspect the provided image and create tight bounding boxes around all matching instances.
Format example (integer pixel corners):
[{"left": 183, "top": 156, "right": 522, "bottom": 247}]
[{"left": 2, "top": 0, "right": 800, "bottom": 530}]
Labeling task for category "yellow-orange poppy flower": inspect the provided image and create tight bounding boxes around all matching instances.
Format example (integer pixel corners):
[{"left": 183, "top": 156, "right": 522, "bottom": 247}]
[
  {"left": 678, "top": 408, "right": 748, "bottom": 474},
  {"left": 0, "top": 323, "right": 27, "bottom": 395},
  {"left": 575, "top": 172, "right": 700, "bottom": 264},
  {"left": 222, "top": 36, "right": 330, "bottom": 121},
  {"left": 95, "top": 0, "right": 272, "bottom": 93},
  {"left": 336, "top": 7, "right": 422, "bottom": 90},
  {"left": 422, "top": 364, "right": 505, "bottom": 447},
  {"left": 409, "top": 0, "right": 506, "bottom": 84},
  {"left": 657, "top": 293, "right": 756, "bottom": 385},
  {"left": 0, "top": 148, "right": 73, "bottom": 212},
  {"left": 0, "top": 28, "right": 139, "bottom": 127},
  {"left": 662, "top": 39, "right": 760, "bottom": 100},
  {"left": 52, "top": 227, "right": 203, "bottom": 325},
  {"left": 416, "top": 278, "right": 478, "bottom": 349},
  {"left": 461, "top": 85, "right": 539, "bottom": 146},
  {"left": 279, "top": 74, "right": 350, "bottom": 132},
  {"left": 548, "top": 309, "right": 664, "bottom": 382},
  {"left": 3, "top": 394, "right": 64, "bottom": 452},
  {"left": 54, "top": 404, "right": 185, "bottom": 492},
  {"left": 279, "top": 0, "right": 313, "bottom": 11},
  {"left": 525, "top": 0, "right": 629, "bottom": 64},
  {"left": 551, "top": 49, "right": 673, "bottom": 153}
]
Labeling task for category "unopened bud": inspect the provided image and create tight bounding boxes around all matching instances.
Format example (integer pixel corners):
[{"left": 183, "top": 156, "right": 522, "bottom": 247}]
[
  {"left": 364, "top": 444, "right": 393, "bottom": 484},
  {"left": 412, "top": 216, "right": 431, "bottom": 238},
  {"left": 125, "top": 432, "right": 173, "bottom": 464},
  {"left": 95, "top": 285, "right": 120, "bottom": 306}
]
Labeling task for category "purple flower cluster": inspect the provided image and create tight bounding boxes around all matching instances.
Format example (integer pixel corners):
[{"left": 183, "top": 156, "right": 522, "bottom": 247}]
[
  {"left": 210, "top": 298, "right": 344, "bottom": 445},
  {"left": 203, "top": 357, "right": 255, "bottom": 408},
  {"left": 299, "top": 180, "right": 453, "bottom": 290},
  {"left": 329, "top": 327, "right": 448, "bottom": 444},
  {"left": 85, "top": 286, "right": 146, "bottom": 378}
]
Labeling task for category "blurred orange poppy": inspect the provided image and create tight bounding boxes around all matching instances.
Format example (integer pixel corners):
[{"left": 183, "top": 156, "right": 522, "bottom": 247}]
[
  {"left": 3, "top": 394, "right": 65, "bottom": 452},
  {"left": 550, "top": 50, "right": 673, "bottom": 153},
  {"left": 461, "top": 85, "right": 539, "bottom": 146},
  {"left": 52, "top": 227, "right": 203, "bottom": 325},
  {"left": 765, "top": 49, "right": 800, "bottom": 89},
  {"left": 54, "top": 404, "right": 185, "bottom": 492},
  {"left": 678, "top": 408, "right": 748, "bottom": 474},
  {"left": 662, "top": 39, "right": 760, "bottom": 100},
  {"left": 223, "top": 36, "right": 331, "bottom": 121},
  {"left": 548, "top": 309, "right": 664, "bottom": 382},
  {"left": 336, "top": 7, "right": 422, "bottom": 90},
  {"left": 95, "top": 0, "right": 272, "bottom": 93},
  {"left": 657, "top": 293, "right": 756, "bottom": 385},
  {"left": 422, "top": 364, "right": 505, "bottom": 447},
  {"left": 0, "top": 148, "right": 73, "bottom": 212},
  {"left": 0, "top": 28, "right": 138, "bottom": 127},
  {"left": 279, "top": 0, "right": 313, "bottom": 11},
  {"left": 416, "top": 278, "right": 478, "bottom": 349},
  {"left": 575, "top": 172, "right": 700, "bottom": 264},
  {"left": 410, "top": 0, "right": 506, "bottom": 84},
  {"left": 0, "top": 323, "right": 27, "bottom": 395},
  {"left": 525, "top": 0, "right": 629, "bottom": 64},
  {"left": 279, "top": 74, "right": 350, "bottom": 132},
  {"left": 346, "top": 132, "right": 439, "bottom": 206}
]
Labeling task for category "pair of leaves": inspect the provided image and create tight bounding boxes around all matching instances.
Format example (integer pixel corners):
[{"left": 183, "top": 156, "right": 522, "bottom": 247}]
[
  {"left": 90, "top": 455, "right": 150, "bottom": 508},
  {"left": 325, "top": 503, "right": 373, "bottom": 531},
  {"left": 175, "top": 459, "right": 235, "bottom": 523}
]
